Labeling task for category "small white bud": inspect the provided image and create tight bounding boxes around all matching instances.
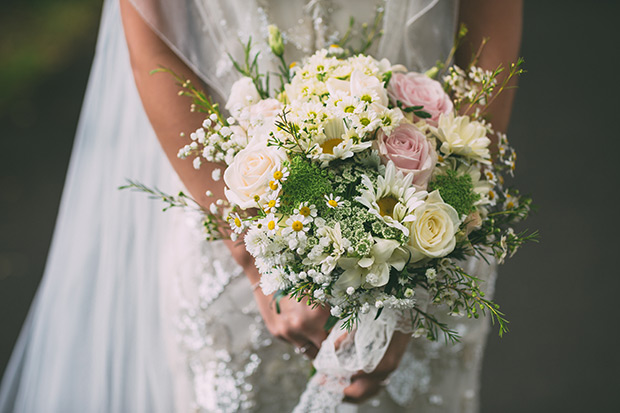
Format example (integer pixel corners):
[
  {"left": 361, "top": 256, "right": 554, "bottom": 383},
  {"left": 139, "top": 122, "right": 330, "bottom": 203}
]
[
  {"left": 192, "top": 157, "right": 201, "bottom": 170},
  {"left": 211, "top": 168, "right": 221, "bottom": 181}
]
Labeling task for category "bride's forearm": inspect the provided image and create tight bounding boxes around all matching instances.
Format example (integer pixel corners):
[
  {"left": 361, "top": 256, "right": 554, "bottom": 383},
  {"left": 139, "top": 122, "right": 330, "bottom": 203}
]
[
  {"left": 456, "top": 0, "right": 523, "bottom": 134},
  {"left": 120, "top": 0, "right": 254, "bottom": 270},
  {"left": 120, "top": 0, "right": 225, "bottom": 210}
]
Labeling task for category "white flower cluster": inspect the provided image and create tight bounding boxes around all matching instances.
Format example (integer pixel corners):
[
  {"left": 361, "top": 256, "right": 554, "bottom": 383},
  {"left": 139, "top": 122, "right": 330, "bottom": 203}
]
[
  {"left": 177, "top": 114, "right": 247, "bottom": 167},
  {"left": 443, "top": 65, "right": 497, "bottom": 107}
]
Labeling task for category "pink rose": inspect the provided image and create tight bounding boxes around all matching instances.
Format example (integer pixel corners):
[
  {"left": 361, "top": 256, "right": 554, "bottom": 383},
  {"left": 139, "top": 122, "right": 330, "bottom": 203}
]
[
  {"left": 377, "top": 123, "right": 437, "bottom": 189},
  {"left": 387, "top": 72, "right": 453, "bottom": 124}
]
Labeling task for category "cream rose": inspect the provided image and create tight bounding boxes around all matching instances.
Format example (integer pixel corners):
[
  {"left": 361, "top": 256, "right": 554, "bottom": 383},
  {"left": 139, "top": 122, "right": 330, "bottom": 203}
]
[
  {"left": 387, "top": 72, "right": 453, "bottom": 124},
  {"left": 407, "top": 190, "right": 460, "bottom": 259},
  {"left": 433, "top": 112, "right": 491, "bottom": 163},
  {"left": 223, "top": 141, "right": 287, "bottom": 209},
  {"left": 376, "top": 123, "right": 437, "bottom": 190},
  {"left": 225, "top": 77, "right": 260, "bottom": 116}
]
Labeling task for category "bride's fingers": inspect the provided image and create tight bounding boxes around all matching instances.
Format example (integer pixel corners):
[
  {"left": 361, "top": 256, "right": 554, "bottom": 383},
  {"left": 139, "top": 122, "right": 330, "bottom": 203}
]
[
  {"left": 343, "top": 376, "right": 383, "bottom": 404},
  {"left": 333, "top": 330, "right": 352, "bottom": 351}
]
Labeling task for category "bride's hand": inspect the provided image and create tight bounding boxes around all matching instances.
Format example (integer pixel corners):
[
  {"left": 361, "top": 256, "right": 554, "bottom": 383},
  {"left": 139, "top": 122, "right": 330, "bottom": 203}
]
[
  {"left": 225, "top": 239, "right": 330, "bottom": 359},
  {"left": 253, "top": 288, "right": 331, "bottom": 359},
  {"left": 342, "top": 331, "right": 411, "bottom": 404}
]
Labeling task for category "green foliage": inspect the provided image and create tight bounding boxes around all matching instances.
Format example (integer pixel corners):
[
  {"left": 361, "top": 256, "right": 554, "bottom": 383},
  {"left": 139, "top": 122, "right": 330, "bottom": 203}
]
[
  {"left": 429, "top": 169, "right": 480, "bottom": 216},
  {"left": 280, "top": 156, "right": 333, "bottom": 215}
]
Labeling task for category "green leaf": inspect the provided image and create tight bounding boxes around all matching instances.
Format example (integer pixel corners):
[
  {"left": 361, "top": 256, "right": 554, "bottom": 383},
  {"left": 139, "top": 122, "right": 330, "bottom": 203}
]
[{"left": 323, "top": 315, "right": 339, "bottom": 331}]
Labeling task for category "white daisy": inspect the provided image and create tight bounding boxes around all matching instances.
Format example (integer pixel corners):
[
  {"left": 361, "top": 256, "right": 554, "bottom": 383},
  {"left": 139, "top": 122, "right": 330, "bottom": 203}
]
[
  {"left": 293, "top": 202, "right": 318, "bottom": 220},
  {"left": 282, "top": 214, "right": 312, "bottom": 240},
  {"left": 324, "top": 193, "right": 342, "bottom": 208},
  {"left": 259, "top": 213, "right": 280, "bottom": 236},
  {"left": 263, "top": 192, "right": 281, "bottom": 213},
  {"left": 355, "top": 161, "right": 428, "bottom": 235},
  {"left": 228, "top": 213, "right": 247, "bottom": 234}
]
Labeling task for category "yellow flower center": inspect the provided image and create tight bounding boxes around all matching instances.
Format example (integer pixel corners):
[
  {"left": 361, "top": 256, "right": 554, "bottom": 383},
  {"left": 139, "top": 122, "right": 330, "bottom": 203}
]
[
  {"left": 299, "top": 206, "right": 311, "bottom": 216},
  {"left": 268, "top": 199, "right": 277, "bottom": 208},
  {"left": 289, "top": 61, "right": 298, "bottom": 69},
  {"left": 488, "top": 190, "right": 495, "bottom": 200},
  {"left": 273, "top": 170, "right": 283, "bottom": 180},
  {"left": 377, "top": 196, "right": 399, "bottom": 218},
  {"left": 344, "top": 105, "right": 355, "bottom": 113},
  {"left": 269, "top": 180, "right": 279, "bottom": 190},
  {"left": 268, "top": 221, "right": 276, "bottom": 230},
  {"left": 320, "top": 138, "right": 344, "bottom": 155},
  {"left": 438, "top": 155, "right": 444, "bottom": 162},
  {"left": 361, "top": 94, "right": 372, "bottom": 103},
  {"left": 234, "top": 217, "right": 242, "bottom": 227},
  {"left": 360, "top": 117, "right": 370, "bottom": 126},
  {"left": 328, "top": 199, "right": 339, "bottom": 208},
  {"left": 506, "top": 201, "right": 514, "bottom": 209},
  {"left": 292, "top": 221, "right": 304, "bottom": 231}
]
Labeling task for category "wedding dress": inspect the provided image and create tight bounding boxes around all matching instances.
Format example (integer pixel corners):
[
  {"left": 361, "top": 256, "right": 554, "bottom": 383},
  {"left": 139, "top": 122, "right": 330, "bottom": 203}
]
[{"left": 0, "top": 0, "right": 497, "bottom": 412}]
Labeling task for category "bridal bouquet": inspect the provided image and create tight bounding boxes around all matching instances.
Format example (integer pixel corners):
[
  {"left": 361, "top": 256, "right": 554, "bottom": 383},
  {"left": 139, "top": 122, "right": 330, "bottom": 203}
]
[{"left": 127, "top": 24, "right": 535, "bottom": 410}]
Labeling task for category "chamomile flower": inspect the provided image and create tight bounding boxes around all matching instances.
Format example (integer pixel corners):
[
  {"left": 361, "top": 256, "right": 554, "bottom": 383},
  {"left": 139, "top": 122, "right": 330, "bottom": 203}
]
[
  {"left": 356, "top": 161, "right": 428, "bottom": 235},
  {"left": 263, "top": 193, "right": 281, "bottom": 213},
  {"left": 324, "top": 193, "right": 342, "bottom": 208},
  {"left": 282, "top": 214, "right": 312, "bottom": 239},
  {"left": 503, "top": 193, "right": 518, "bottom": 210},
  {"left": 228, "top": 213, "right": 246, "bottom": 234},
  {"left": 351, "top": 110, "right": 380, "bottom": 135},
  {"left": 272, "top": 167, "right": 290, "bottom": 182},
  {"left": 259, "top": 213, "right": 280, "bottom": 236},
  {"left": 333, "top": 95, "right": 363, "bottom": 117},
  {"left": 294, "top": 202, "right": 317, "bottom": 220},
  {"left": 379, "top": 108, "right": 405, "bottom": 133}
]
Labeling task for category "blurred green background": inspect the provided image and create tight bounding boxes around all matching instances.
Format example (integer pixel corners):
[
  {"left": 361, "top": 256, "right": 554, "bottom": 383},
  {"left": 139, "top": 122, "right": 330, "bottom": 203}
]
[{"left": 1, "top": 1, "right": 618, "bottom": 412}]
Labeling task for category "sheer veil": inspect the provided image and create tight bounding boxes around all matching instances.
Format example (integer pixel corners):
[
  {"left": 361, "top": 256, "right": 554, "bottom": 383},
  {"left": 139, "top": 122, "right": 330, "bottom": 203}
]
[
  {"left": 0, "top": 0, "right": 180, "bottom": 410},
  {"left": 0, "top": 0, "right": 459, "bottom": 411},
  {"left": 130, "top": 0, "right": 458, "bottom": 97}
]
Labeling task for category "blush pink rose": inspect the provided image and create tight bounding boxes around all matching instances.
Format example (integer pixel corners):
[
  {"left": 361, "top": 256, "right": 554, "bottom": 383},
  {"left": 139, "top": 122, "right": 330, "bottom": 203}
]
[
  {"left": 387, "top": 72, "right": 453, "bottom": 124},
  {"left": 377, "top": 123, "right": 438, "bottom": 189}
]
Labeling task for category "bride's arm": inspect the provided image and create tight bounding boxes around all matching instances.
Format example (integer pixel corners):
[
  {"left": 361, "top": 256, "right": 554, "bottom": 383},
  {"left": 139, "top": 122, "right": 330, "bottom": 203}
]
[
  {"left": 455, "top": 0, "right": 523, "bottom": 134},
  {"left": 119, "top": 0, "right": 330, "bottom": 355}
]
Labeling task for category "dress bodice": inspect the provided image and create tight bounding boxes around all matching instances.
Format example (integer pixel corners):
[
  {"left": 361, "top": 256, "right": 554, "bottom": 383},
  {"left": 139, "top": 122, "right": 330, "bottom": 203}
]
[{"left": 131, "top": 0, "right": 459, "bottom": 101}]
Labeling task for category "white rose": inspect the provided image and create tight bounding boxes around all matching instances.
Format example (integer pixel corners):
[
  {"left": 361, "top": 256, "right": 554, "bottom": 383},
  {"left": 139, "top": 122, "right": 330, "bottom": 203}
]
[
  {"left": 433, "top": 113, "right": 491, "bottom": 163},
  {"left": 223, "top": 141, "right": 287, "bottom": 209},
  {"left": 225, "top": 77, "right": 260, "bottom": 116},
  {"left": 349, "top": 69, "right": 389, "bottom": 108},
  {"left": 407, "top": 190, "right": 460, "bottom": 259}
]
